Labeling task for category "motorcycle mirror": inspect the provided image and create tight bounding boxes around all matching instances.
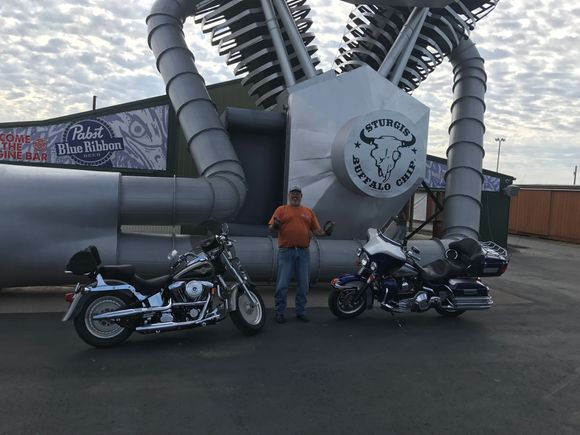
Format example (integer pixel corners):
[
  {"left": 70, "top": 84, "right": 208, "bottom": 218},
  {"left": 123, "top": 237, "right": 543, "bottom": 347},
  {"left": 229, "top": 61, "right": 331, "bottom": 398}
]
[
  {"left": 221, "top": 223, "right": 230, "bottom": 236},
  {"left": 167, "top": 249, "right": 178, "bottom": 261}
]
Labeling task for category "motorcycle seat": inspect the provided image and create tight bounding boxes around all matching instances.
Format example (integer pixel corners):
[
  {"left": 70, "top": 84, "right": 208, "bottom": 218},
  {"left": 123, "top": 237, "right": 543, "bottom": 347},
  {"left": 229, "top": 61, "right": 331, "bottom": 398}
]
[
  {"left": 129, "top": 274, "right": 173, "bottom": 296},
  {"left": 99, "top": 265, "right": 136, "bottom": 281},
  {"left": 419, "top": 259, "right": 466, "bottom": 283}
]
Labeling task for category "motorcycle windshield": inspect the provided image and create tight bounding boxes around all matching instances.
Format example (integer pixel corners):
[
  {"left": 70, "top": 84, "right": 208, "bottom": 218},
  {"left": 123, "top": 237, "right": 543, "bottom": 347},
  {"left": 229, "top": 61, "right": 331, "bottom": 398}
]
[{"left": 364, "top": 230, "right": 406, "bottom": 261}]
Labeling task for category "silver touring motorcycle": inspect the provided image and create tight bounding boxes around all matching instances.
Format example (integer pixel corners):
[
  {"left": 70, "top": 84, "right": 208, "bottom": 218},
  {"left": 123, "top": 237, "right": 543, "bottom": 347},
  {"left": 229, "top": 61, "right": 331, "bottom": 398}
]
[
  {"left": 63, "top": 225, "right": 265, "bottom": 347},
  {"left": 329, "top": 227, "right": 508, "bottom": 319}
]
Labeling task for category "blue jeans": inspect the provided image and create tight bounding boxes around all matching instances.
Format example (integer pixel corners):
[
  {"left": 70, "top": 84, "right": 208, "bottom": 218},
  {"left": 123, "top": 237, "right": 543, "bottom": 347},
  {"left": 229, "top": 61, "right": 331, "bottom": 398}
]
[{"left": 275, "top": 248, "right": 310, "bottom": 316}]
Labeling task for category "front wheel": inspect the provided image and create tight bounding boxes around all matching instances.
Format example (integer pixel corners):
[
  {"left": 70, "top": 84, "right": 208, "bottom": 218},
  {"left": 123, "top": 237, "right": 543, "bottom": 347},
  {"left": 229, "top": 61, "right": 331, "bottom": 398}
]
[
  {"left": 73, "top": 293, "right": 133, "bottom": 347},
  {"left": 328, "top": 288, "right": 366, "bottom": 319},
  {"left": 230, "top": 289, "right": 265, "bottom": 336}
]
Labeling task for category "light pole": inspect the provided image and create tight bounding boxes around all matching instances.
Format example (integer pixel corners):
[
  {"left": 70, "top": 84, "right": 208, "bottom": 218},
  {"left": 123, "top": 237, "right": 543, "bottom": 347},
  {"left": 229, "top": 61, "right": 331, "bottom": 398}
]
[{"left": 495, "top": 137, "right": 505, "bottom": 173}]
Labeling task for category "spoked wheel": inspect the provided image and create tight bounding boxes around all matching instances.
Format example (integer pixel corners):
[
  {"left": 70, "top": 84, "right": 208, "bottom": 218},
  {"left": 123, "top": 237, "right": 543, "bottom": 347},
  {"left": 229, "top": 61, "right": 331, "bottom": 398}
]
[
  {"left": 328, "top": 288, "right": 366, "bottom": 319},
  {"left": 73, "top": 293, "right": 133, "bottom": 348},
  {"left": 230, "top": 289, "right": 266, "bottom": 336}
]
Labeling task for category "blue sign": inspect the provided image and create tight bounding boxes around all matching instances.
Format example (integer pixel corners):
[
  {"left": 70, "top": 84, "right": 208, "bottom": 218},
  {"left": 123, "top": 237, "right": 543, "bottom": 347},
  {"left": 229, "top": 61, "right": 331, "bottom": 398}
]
[
  {"left": 0, "top": 104, "right": 169, "bottom": 171},
  {"left": 56, "top": 119, "right": 125, "bottom": 167}
]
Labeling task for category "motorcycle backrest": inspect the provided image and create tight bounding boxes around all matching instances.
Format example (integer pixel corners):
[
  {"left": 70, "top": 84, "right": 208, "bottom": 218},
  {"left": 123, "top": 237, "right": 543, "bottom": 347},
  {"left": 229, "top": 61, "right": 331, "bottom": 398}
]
[
  {"left": 448, "top": 238, "right": 484, "bottom": 274},
  {"left": 87, "top": 245, "right": 102, "bottom": 266},
  {"left": 66, "top": 248, "right": 98, "bottom": 275}
]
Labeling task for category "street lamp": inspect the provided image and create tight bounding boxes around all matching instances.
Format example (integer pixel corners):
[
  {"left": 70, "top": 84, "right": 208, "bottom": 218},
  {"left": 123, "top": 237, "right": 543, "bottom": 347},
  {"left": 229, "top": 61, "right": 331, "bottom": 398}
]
[{"left": 495, "top": 137, "right": 505, "bottom": 173}]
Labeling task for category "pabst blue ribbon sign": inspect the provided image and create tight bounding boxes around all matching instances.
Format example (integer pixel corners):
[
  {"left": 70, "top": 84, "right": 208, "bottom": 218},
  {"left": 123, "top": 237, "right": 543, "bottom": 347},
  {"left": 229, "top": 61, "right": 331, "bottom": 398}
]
[
  {"left": 332, "top": 109, "right": 427, "bottom": 198},
  {"left": 0, "top": 105, "right": 168, "bottom": 171},
  {"left": 56, "top": 119, "right": 125, "bottom": 166}
]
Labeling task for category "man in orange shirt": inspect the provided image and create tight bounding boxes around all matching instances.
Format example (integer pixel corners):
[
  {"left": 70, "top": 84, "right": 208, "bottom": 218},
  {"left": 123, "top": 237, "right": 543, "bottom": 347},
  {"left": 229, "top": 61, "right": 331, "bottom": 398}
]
[{"left": 268, "top": 185, "right": 334, "bottom": 323}]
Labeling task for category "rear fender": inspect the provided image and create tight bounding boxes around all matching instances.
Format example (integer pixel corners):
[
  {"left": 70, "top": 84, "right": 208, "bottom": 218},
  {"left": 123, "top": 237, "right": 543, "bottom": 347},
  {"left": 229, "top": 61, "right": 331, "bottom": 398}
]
[{"left": 61, "top": 275, "right": 146, "bottom": 322}]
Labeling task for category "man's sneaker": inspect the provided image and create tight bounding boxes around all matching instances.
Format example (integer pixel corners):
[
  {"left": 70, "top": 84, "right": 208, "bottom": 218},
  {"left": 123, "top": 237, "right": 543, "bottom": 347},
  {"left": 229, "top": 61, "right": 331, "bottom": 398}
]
[
  {"left": 296, "top": 314, "right": 310, "bottom": 323},
  {"left": 275, "top": 314, "right": 285, "bottom": 324}
]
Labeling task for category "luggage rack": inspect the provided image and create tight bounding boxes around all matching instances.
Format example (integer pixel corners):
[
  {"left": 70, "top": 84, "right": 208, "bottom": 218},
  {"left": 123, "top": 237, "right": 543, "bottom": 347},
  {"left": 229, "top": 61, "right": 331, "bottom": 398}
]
[{"left": 480, "top": 241, "right": 508, "bottom": 257}]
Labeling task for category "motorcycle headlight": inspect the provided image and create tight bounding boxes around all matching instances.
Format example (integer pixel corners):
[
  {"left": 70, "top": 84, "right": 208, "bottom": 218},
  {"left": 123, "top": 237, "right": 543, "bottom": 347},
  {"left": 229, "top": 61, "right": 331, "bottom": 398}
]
[
  {"left": 360, "top": 252, "right": 369, "bottom": 267},
  {"left": 370, "top": 261, "right": 378, "bottom": 272}
]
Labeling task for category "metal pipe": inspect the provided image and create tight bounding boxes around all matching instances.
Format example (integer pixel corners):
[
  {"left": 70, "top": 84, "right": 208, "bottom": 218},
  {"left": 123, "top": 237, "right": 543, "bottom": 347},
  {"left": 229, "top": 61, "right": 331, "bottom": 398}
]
[
  {"left": 116, "top": 232, "right": 362, "bottom": 282},
  {"left": 443, "top": 39, "right": 486, "bottom": 240},
  {"left": 388, "top": 8, "right": 429, "bottom": 85},
  {"left": 92, "top": 300, "right": 173, "bottom": 320},
  {"left": 146, "top": 0, "right": 247, "bottom": 221},
  {"left": 378, "top": 7, "right": 426, "bottom": 78},
  {"left": 259, "top": 0, "right": 296, "bottom": 86},
  {"left": 272, "top": 0, "right": 317, "bottom": 79},
  {"left": 135, "top": 313, "right": 222, "bottom": 332}
]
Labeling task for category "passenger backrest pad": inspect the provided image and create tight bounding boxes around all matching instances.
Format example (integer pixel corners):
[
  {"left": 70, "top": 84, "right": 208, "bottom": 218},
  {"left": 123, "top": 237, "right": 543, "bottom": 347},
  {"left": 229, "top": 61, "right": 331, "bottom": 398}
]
[{"left": 448, "top": 238, "right": 484, "bottom": 274}]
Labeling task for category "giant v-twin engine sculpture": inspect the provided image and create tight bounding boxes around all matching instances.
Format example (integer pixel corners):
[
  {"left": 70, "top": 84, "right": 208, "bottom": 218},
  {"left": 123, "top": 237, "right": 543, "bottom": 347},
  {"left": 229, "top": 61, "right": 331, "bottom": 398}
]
[{"left": 0, "top": 0, "right": 498, "bottom": 287}]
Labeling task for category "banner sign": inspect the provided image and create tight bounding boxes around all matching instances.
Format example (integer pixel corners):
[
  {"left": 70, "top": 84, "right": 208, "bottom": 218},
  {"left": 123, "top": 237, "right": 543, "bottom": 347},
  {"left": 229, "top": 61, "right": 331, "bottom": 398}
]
[
  {"left": 425, "top": 160, "right": 500, "bottom": 192},
  {"left": 0, "top": 105, "right": 169, "bottom": 171}
]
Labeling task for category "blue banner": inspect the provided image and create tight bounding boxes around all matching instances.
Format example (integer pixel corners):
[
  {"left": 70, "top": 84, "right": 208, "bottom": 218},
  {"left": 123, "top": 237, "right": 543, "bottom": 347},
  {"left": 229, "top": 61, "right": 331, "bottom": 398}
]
[
  {"left": 0, "top": 105, "right": 169, "bottom": 171},
  {"left": 425, "top": 160, "right": 500, "bottom": 192}
]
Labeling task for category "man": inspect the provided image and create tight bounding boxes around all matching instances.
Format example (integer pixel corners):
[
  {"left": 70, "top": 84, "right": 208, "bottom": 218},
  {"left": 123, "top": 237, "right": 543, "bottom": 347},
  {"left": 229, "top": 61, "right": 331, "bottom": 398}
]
[{"left": 268, "top": 185, "right": 333, "bottom": 324}]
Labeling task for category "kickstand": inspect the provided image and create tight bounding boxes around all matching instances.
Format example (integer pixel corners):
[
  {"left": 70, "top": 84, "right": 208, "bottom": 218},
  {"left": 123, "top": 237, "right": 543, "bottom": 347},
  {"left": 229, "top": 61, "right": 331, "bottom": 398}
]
[{"left": 390, "top": 311, "right": 403, "bottom": 329}]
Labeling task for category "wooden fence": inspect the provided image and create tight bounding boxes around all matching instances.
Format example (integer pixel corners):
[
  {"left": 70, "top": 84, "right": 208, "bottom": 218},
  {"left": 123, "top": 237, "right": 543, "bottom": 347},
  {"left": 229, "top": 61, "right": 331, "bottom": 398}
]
[{"left": 509, "top": 187, "right": 580, "bottom": 243}]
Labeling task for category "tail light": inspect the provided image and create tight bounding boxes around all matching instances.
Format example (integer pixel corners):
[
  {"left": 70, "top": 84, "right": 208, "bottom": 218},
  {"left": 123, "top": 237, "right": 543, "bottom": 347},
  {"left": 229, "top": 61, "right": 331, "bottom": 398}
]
[
  {"left": 499, "top": 263, "right": 508, "bottom": 275},
  {"left": 64, "top": 292, "right": 75, "bottom": 303}
]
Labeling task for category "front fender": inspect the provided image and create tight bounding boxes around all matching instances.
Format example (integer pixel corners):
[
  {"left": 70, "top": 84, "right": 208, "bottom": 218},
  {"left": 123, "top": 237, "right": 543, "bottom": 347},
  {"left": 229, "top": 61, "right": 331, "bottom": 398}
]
[
  {"left": 331, "top": 274, "right": 366, "bottom": 290},
  {"left": 228, "top": 282, "right": 260, "bottom": 311}
]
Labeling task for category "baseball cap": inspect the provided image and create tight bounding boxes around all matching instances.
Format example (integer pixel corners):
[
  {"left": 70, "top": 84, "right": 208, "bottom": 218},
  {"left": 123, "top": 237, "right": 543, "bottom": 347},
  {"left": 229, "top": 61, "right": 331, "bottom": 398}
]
[{"left": 289, "top": 185, "right": 302, "bottom": 193}]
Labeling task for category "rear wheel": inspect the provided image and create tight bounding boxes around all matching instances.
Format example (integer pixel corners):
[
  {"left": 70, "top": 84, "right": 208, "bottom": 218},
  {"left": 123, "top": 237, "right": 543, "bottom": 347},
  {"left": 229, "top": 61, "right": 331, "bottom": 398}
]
[
  {"left": 230, "top": 289, "right": 265, "bottom": 336},
  {"left": 73, "top": 293, "right": 133, "bottom": 347},
  {"left": 328, "top": 287, "right": 366, "bottom": 319}
]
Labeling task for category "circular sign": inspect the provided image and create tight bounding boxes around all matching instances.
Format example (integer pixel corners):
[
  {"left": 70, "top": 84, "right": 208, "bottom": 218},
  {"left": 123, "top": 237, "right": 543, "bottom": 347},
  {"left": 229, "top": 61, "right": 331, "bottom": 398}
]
[{"left": 332, "top": 110, "right": 422, "bottom": 198}]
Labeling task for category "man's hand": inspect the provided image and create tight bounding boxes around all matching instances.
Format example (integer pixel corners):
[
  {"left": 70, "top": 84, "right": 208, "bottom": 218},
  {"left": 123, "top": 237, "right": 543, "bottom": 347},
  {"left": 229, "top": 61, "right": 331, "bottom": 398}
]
[
  {"left": 272, "top": 218, "right": 282, "bottom": 230},
  {"left": 323, "top": 220, "right": 335, "bottom": 236}
]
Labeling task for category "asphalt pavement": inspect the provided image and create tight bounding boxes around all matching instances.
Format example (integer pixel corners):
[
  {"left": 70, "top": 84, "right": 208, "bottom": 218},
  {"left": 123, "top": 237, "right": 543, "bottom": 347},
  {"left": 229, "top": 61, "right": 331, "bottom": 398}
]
[{"left": 1, "top": 235, "right": 580, "bottom": 435}]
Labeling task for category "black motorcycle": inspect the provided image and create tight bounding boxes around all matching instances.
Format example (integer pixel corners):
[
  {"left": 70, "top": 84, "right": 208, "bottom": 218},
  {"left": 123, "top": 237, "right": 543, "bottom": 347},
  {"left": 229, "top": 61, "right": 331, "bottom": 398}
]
[
  {"left": 329, "top": 227, "right": 508, "bottom": 318},
  {"left": 63, "top": 224, "right": 265, "bottom": 347}
]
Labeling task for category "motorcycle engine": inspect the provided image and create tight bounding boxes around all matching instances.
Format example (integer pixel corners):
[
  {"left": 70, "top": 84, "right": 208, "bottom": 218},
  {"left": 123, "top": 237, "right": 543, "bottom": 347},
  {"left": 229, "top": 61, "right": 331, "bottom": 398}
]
[
  {"left": 169, "top": 280, "right": 209, "bottom": 303},
  {"left": 185, "top": 281, "right": 207, "bottom": 302}
]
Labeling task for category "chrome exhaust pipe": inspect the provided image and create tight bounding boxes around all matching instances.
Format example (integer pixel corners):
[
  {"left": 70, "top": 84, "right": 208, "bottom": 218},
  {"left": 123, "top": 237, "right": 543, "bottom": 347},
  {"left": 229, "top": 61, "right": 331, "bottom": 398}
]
[
  {"left": 135, "top": 313, "right": 222, "bottom": 333},
  {"left": 92, "top": 300, "right": 173, "bottom": 320}
]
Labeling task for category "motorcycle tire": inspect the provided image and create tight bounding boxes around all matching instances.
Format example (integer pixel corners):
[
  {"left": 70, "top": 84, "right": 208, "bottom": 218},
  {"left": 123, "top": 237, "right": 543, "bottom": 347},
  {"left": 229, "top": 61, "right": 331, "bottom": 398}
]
[
  {"left": 328, "top": 288, "right": 366, "bottom": 319},
  {"left": 230, "top": 289, "right": 265, "bottom": 336},
  {"left": 73, "top": 292, "right": 134, "bottom": 348},
  {"left": 435, "top": 305, "right": 466, "bottom": 318}
]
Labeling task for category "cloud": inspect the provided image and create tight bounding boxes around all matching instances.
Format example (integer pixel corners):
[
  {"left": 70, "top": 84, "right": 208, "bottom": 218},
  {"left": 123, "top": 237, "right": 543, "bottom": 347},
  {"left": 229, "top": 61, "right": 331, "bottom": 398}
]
[{"left": 0, "top": 0, "right": 578, "bottom": 184}]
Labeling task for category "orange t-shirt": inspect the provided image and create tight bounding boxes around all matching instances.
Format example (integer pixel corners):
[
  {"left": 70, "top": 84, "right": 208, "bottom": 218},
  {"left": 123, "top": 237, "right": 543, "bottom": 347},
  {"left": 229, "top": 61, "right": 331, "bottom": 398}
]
[{"left": 269, "top": 205, "right": 321, "bottom": 248}]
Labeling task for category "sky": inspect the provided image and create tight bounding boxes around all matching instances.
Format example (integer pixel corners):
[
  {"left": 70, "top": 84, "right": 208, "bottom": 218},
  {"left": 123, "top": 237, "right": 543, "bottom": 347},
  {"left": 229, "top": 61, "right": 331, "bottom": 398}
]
[{"left": 0, "top": 0, "right": 579, "bottom": 185}]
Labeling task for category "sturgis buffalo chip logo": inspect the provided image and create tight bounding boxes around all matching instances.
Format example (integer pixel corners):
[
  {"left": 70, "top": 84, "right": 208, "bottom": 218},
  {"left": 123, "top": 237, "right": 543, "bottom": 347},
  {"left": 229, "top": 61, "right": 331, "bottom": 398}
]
[{"left": 348, "top": 117, "right": 419, "bottom": 193}]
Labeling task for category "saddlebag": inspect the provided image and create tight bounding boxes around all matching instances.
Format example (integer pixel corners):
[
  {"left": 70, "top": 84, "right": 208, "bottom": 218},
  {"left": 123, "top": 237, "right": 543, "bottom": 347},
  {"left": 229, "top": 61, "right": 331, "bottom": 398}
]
[
  {"left": 444, "top": 278, "right": 493, "bottom": 310},
  {"left": 479, "top": 242, "right": 509, "bottom": 277}
]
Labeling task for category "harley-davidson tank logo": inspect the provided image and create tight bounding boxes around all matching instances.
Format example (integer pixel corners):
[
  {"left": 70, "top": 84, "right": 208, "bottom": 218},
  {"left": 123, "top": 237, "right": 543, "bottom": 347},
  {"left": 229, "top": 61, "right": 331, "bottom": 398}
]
[{"left": 349, "top": 117, "right": 418, "bottom": 192}]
